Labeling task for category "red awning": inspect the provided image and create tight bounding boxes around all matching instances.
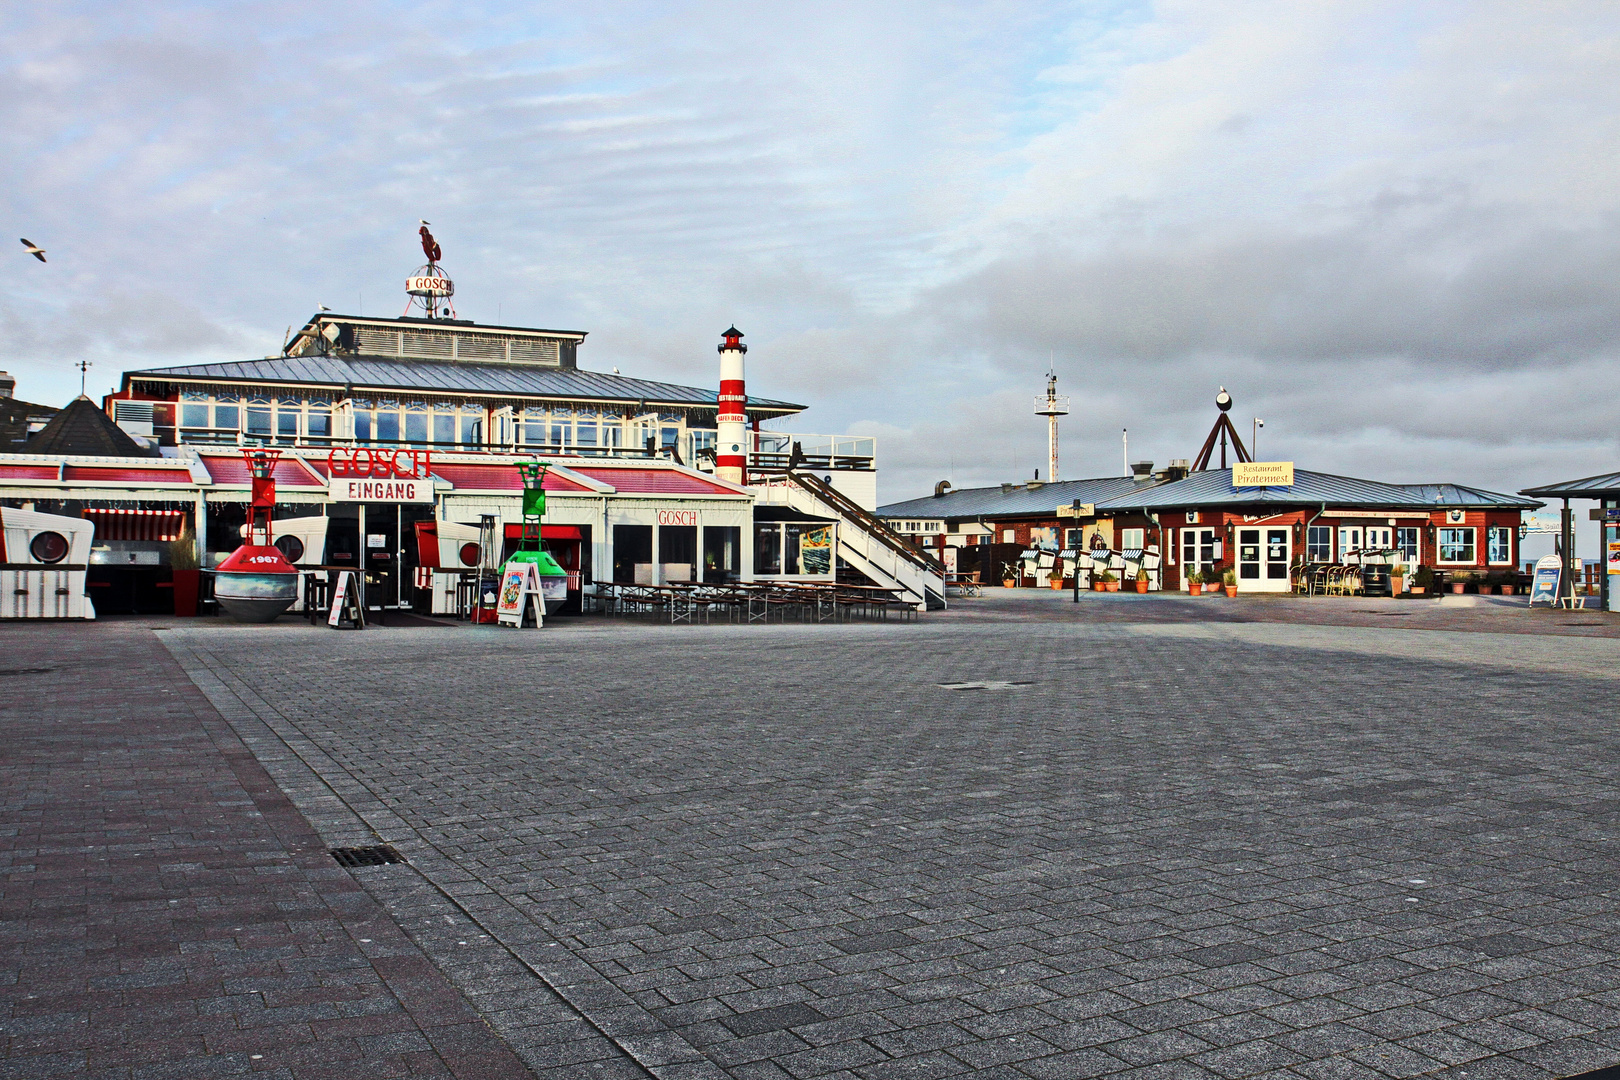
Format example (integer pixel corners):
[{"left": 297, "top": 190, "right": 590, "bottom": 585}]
[
  {"left": 413, "top": 521, "right": 440, "bottom": 569},
  {"left": 503, "top": 524, "right": 584, "bottom": 541},
  {"left": 82, "top": 508, "right": 188, "bottom": 542}
]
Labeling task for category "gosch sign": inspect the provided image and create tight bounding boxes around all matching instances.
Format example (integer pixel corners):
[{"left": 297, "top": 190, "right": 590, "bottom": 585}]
[
  {"left": 328, "top": 448, "right": 433, "bottom": 480},
  {"left": 326, "top": 449, "right": 435, "bottom": 503}
]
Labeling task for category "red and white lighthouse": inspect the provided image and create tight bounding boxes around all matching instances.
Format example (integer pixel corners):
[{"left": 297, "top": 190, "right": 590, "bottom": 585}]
[{"left": 716, "top": 326, "right": 748, "bottom": 485}]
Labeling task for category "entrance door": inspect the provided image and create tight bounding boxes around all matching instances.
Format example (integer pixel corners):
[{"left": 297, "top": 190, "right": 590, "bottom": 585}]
[
  {"left": 363, "top": 504, "right": 399, "bottom": 608},
  {"left": 1238, "top": 527, "right": 1292, "bottom": 591},
  {"left": 1180, "top": 527, "right": 1218, "bottom": 588}
]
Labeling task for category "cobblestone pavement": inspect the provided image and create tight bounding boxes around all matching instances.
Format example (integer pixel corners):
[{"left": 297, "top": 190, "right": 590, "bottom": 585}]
[
  {"left": 146, "top": 605, "right": 1620, "bottom": 1080},
  {"left": 0, "top": 622, "right": 546, "bottom": 1079},
  {"left": 940, "top": 588, "right": 1620, "bottom": 639}
]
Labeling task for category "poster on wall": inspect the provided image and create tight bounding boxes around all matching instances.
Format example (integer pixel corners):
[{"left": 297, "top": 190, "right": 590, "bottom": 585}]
[
  {"left": 801, "top": 525, "right": 833, "bottom": 575},
  {"left": 1528, "top": 554, "right": 1562, "bottom": 607}
]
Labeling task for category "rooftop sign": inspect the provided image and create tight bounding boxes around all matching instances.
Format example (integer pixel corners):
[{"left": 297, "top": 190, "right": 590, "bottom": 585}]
[{"left": 1233, "top": 461, "right": 1294, "bottom": 488}]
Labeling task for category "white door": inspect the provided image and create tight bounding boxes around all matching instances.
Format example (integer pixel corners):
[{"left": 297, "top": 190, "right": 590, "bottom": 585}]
[
  {"left": 1237, "top": 527, "right": 1292, "bottom": 592},
  {"left": 1181, "top": 528, "right": 1218, "bottom": 588},
  {"left": 1338, "top": 526, "right": 1363, "bottom": 562}
]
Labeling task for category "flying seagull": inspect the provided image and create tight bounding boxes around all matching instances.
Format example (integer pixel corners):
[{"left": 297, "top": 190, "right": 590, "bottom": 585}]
[{"left": 19, "top": 238, "right": 45, "bottom": 262}]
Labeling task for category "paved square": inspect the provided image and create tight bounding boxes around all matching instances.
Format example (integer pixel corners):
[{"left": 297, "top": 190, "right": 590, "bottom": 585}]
[
  {"left": 7, "top": 597, "right": 1620, "bottom": 1080},
  {"left": 150, "top": 599, "right": 1620, "bottom": 1080}
]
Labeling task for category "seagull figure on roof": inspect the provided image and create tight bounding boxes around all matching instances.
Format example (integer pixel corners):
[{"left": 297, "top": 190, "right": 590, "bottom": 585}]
[
  {"left": 418, "top": 224, "right": 441, "bottom": 264},
  {"left": 19, "top": 238, "right": 45, "bottom": 262}
]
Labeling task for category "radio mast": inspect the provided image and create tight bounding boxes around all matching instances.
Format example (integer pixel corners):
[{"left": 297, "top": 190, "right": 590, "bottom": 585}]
[{"left": 1033, "top": 370, "right": 1070, "bottom": 482}]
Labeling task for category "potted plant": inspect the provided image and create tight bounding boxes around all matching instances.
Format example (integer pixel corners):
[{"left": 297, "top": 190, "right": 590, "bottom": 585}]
[
  {"left": 170, "top": 523, "right": 200, "bottom": 617},
  {"left": 1205, "top": 562, "right": 1225, "bottom": 596},
  {"left": 1049, "top": 568, "right": 1065, "bottom": 591},
  {"left": 1411, "top": 565, "right": 1432, "bottom": 596},
  {"left": 1389, "top": 563, "right": 1405, "bottom": 595},
  {"left": 1222, "top": 567, "right": 1238, "bottom": 598},
  {"left": 1002, "top": 561, "right": 1017, "bottom": 588},
  {"left": 1186, "top": 569, "right": 1202, "bottom": 596},
  {"left": 1134, "top": 567, "right": 1149, "bottom": 593},
  {"left": 1096, "top": 570, "right": 1117, "bottom": 592},
  {"left": 1451, "top": 572, "right": 1468, "bottom": 595}
]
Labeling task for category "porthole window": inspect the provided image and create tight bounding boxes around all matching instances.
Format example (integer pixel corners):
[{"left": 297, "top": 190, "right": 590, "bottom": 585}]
[
  {"left": 274, "top": 535, "right": 305, "bottom": 563},
  {"left": 30, "top": 531, "right": 69, "bottom": 564},
  {"left": 459, "top": 542, "right": 481, "bottom": 567}
]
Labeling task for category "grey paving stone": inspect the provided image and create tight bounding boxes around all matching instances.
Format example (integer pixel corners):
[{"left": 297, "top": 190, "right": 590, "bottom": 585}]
[{"left": 134, "top": 608, "right": 1620, "bottom": 1080}]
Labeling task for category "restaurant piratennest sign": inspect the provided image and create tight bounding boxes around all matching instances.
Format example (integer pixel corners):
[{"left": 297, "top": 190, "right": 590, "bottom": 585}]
[{"left": 1232, "top": 461, "right": 1295, "bottom": 488}]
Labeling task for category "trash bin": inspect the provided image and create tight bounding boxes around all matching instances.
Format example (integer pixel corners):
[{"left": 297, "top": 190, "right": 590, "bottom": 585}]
[{"left": 1361, "top": 563, "right": 1391, "bottom": 598}]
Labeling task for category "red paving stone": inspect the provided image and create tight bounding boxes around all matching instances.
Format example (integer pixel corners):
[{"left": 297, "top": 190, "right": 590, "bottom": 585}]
[{"left": 0, "top": 622, "right": 533, "bottom": 1079}]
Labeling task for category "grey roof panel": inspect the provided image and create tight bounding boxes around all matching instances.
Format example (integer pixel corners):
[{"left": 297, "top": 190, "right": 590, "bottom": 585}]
[
  {"left": 877, "top": 476, "right": 1156, "bottom": 519},
  {"left": 127, "top": 355, "right": 804, "bottom": 413},
  {"left": 1520, "top": 472, "right": 1620, "bottom": 498},
  {"left": 1094, "top": 468, "right": 1539, "bottom": 512}
]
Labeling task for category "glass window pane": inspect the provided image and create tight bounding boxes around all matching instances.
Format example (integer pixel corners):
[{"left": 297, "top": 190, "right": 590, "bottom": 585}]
[
  {"left": 214, "top": 405, "right": 238, "bottom": 430},
  {"left": 277, "top": 410, "right": 299, "bottom": 436},
  {"left": 524, "top": 419, "right": 545, "bottom": 444},
  {"left": 307, "top": 409, "right": 330, "bottom": 437},
  {"left": 459, "top": 414, "right": 481, "bottom": 445},
  {"left": 755, "top": 524, "right": 781, "bottom": 575},
  {"left": 246, "top": 407, "right": 271, "bottom": 436},
  {"left": 405, "top": 411, "right": 428, "bottom": 444},
  {"left": 181, "top": 404, "right": 209, "bottom": 428},
  {"left": 354, "top": 410, "right": 371, "bottom": 440},
  {"left": 433, "top": 413, "right": 454, "bottom": 445},
  {"left": 575, "top": 422, "right": 597, "bottom": 447},
  {"left": 601, "top": 423, "right": 621, "bottom": 448},
  {"left": 375, "top": 411, "right": 399, "bottom": 442}
]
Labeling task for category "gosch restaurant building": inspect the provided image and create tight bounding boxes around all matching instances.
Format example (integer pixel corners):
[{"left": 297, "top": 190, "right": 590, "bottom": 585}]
[{"left": 1093, "top": 463, "right": 1538, "bottom": 592}]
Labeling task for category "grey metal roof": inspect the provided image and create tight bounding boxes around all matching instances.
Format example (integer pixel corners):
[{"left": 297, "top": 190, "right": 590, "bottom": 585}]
[
  {"left": 1520, "top": 471, "right": 1620, "bottom": 499},
  {"left": 125, "top": 355, "right": 804, "bottom": 414},
  {"left": 19, "top": 397, "right": 150, "bottom": 457},
  {"left": 877, "top": 476, "right": 1156, "bottom": 519},
  {"left": 1094, "top": 468, "right": 1539, "bottom": 512}
]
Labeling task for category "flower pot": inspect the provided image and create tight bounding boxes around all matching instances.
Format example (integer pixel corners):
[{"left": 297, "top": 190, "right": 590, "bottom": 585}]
[
  {"left": 1134, "top": 580, "right": 1149, "bottom": 593},
  {"left": 1003, "top": 579, "right": 1016, "bottom": 588},
  {"left": 1451, "top": 582, "right": 1466, "bottom": 594},
  {"left": 1050, "top": 578, "right": 1064, "bottom": 590},
  {"left": 1410, "top": 586, "right": 1426, "bottom": 595},
  {"left": 1105, "top": 581, "right": 1119, "bottom": 592},
  {"left": 171, "top": 568, "right": 200, "bottom": 617},
  {"left": 1501, "top": 585, "right": 1514, "bottom": 595},
  {"left": 1223, "top": 585, "right": 1237, "bottom": 597},
  {"left": 1188, "top": 583, "right": 1202, "bottom": 596}
]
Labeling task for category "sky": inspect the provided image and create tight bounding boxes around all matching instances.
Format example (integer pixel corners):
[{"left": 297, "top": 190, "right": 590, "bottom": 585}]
[{"left": 3, "top": 0, "right": 1619, "bottom": 535}]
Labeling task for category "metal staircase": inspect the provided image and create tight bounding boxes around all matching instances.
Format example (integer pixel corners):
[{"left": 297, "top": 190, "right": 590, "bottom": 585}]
[{"left": 753, "top": 471, "right": 946, "bottom": 610}]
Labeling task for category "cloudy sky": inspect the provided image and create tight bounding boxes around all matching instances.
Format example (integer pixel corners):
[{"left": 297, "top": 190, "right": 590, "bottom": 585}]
[{"left": 4, "top": 0, "right": 1619, "bottom": 517}]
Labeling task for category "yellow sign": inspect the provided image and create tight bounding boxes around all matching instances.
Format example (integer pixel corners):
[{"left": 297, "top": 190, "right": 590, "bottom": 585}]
[{"left": 1232, "top": 462, "right": 1295, "bottom": 488}]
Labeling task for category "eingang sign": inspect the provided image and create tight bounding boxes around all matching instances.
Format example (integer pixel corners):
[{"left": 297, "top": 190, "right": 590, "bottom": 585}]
[
  {"left": 332, "top": 477, "right": 433, "bottom": 503},
  {"left": 1232, "top": 462, "right": 1295, "bottom": 488}
]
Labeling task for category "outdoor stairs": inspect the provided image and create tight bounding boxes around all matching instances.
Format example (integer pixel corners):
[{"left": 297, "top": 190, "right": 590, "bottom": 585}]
[{"left": 753, "top": 471, "right": 947, "bottom": 611}]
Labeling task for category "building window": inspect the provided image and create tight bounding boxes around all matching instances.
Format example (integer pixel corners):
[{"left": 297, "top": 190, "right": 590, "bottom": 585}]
[
  {"left": 1337, "top": 526, "right": 1363, "bottom": 556},
  {"left": 353, "top": 409, "right": 371, "bottom": 441},
  {"left": 180, "top": 403, "right": 209, "bottom": 429},
  {"left": 375, "top": 410, "right": 400, "bottom": 443},
  {"left": 1065, "top": 528, "right": 1083, "bottom": 549},
  {"left": 755, "top": 524, "right": 782, "bottom": 575},
  {"left": 432, "top": 412, "right": 454, "bottom": 445},
  {"left": 576, "top": 421, "right": 598, "bottom": 448},
  {"left": 1439, "top": 527, "right": 1476, "bottom": 563},
  {"left": 1002, "top": 529, "right": 1014, "bottom": 543},
  {"left": 1487, "top": 525, "right": 1511, "bottom": 564},
  {"left": 1307, "top": 525, "right": 1332, "bottom": 561},
  {"left": 459, "top": 414, "right": 482, "bottom": 446},
  {"left": 276, "top": 407, "right": 299, "bottom": 440},
  {"left": 246, "top": 405, "right": 271, "bottom": 437},
  {"left": 1121, "top": 528, "right": 1145, "bottom": 551},
  {"left": 1396, "top": 526, "right": 1420, "bottom": 562},
  {"left": 404, "top": 409, "right": 429, "bottom": 445}
]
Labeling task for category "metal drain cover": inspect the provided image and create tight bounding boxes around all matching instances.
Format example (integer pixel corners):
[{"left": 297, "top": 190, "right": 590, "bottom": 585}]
[{"left": 330, "top": 845, "right": 405, "bottom": 867}]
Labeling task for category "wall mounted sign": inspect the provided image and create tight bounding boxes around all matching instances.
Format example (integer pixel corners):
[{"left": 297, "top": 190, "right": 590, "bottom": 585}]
[
  {"left": 335, "top": 478, "right": 433, "bottom": 503},
  {"left": 327, "top": 447, "right": 433, "bottom": 479},
  {"left": 1522, "top": 510, "right": 1561, "bottom": 534},
  {"left": 657, "top": 509, "right": 698, "bottom": 527},
  {"left": 1232, "top": 462, "right": 1294, "bottom": 487}
]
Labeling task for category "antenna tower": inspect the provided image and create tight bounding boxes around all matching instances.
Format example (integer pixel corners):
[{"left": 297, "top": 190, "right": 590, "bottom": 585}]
[{"left": 1033, "top": 370, "right": 1070, "bottom": 482}]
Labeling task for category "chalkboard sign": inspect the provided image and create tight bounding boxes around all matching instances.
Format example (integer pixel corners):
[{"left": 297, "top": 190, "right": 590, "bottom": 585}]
[{"left": 1528, "top": 554, "right": 1561, "bottom": 606}]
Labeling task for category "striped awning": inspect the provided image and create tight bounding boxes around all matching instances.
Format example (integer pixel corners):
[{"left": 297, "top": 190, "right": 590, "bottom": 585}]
[{"left": 83, "top": 509, "right": 188, "bottom": 542}]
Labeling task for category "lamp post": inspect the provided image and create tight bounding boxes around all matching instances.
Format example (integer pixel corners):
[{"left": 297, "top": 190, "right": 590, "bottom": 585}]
[{"left": 1253, "top": 418, "right": 1263, "bottom": 458}]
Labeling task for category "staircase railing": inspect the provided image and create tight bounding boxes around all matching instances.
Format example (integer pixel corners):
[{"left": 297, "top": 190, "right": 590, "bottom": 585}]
[{"left": 785, "top": 471, "right": 945, "bottom": 575}]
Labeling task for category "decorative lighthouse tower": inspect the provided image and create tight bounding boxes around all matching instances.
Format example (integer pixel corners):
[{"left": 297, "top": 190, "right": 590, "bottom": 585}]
[
  {"left": 715, "top": 326, "right": 748, "bottom": 485},
  {"left": 1034, "top": 371, "right": 1070, "bottom": 482}
]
